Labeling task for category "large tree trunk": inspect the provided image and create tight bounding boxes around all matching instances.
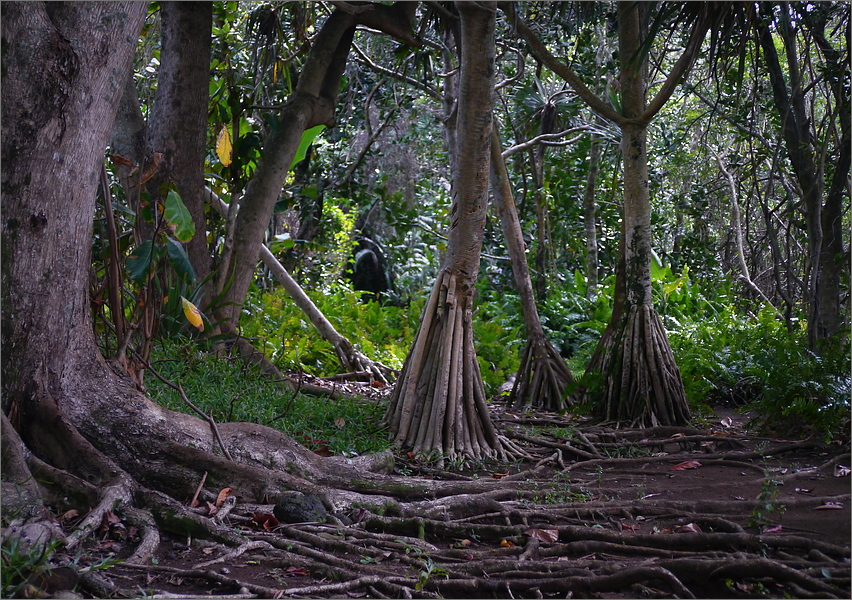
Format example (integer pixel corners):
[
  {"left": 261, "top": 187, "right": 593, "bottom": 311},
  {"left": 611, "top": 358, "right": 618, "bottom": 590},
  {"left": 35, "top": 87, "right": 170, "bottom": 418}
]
[
  {"left": 0, "top": 1, "right": 399, "bottom": 557},
  {"left": 384, "top": 1, "right": 518, "bottom": 462},
  {"left": 490, "top": 126, "right": 575, "bottom": 412},
  {"left": 218, "top": 3, "right": 418, "bottom": 327}
]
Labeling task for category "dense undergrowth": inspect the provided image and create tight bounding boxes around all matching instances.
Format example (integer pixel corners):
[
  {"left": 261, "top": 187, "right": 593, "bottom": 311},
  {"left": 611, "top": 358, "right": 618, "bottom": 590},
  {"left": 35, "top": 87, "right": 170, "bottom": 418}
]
[{"left": 145, "top": 263, "right": 850, "bottom": 448}]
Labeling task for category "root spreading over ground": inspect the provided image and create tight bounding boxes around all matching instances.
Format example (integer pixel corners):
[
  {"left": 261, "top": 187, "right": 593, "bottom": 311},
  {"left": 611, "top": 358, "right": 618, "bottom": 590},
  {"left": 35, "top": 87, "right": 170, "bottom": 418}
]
[{"left": 4, "top": 405, "right": 848, "bottom": 599}]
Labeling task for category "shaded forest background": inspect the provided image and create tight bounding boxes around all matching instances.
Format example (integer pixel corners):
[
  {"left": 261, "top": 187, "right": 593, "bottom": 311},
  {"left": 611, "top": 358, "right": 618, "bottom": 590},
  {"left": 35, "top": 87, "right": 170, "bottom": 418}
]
[{"left": 87, "top": 0, "right": 849, "bottom": 443}]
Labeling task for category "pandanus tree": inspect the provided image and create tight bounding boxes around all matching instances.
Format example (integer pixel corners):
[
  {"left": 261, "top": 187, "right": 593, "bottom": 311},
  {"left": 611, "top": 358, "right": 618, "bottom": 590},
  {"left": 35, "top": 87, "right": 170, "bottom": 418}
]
[
  {"left": 504, "top": 2, "right": 719, "bottom": 426},
  {"left": 490, "top": 125, "right": 575, "bottom": 412},
  {"left": 384, "top": 1, "right": 522, "bottom": 461}
]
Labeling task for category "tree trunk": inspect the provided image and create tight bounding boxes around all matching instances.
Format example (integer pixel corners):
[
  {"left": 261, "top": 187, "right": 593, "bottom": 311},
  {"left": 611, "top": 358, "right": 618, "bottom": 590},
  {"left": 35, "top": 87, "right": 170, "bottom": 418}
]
[
  {"left": 583, "top": 130, "right": 602, "bottom": 299},
  {"left": 0, "top": 4, "right": 409, "bottom": 555},
  {"left": 219, "top": 3, "right": 418, "bottom": 327},
  {"left": 490, "top": 126, "right": 575, "bottom": 412},
  {"left": 146, "top": 1, "right": 213, "bottom": 291},
  {"left": 808, "top": 7, "right": 851, "bottom": 345},
  {"left": 384, "top": 1, "right": 519, "bottom": 462},
  {"left": 756, "top": 7, "right": 834, "bottom": 351},
  {"left": 583, "top": 2, "right": 690, "bottom": 427}
]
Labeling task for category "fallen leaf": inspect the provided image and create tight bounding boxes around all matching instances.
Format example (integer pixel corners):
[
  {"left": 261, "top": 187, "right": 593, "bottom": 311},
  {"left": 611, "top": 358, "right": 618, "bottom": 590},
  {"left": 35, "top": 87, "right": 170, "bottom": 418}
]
[
  {"left": 455, "top": 539, "right": 472, "bottom": 548},
  {"left": 720, "top": 416, "right": 733, "bottom": 428},
  {"left": 206, "top": 501, "right": 219, "bottom": 516},
  {"left": 251, "top": 513, "right": 280, "bottom": 531},
  {"left": 406, "top": 451, "right": 416, "bottom": 460},
  {"left": 669, "top": 433, "right": 685, "bottom": 439},
  {"left": 620, "top": 522, "right": 639, "bottom": 532},
  {"left": 346, "top": 592, "right": 367, "bottom": 599},
  {"left": 834, "top": 465, "right": 851, "bottom": 477},
  {"left": 286, "top": 566, "right": 309, "bottom": 576},
  {"left": 499, "top": 539, "right": 515, "bottom": 547},
  {"left": 674, "top": 523, "right": 702, "bottom": 533},
  {"left": 61, "top": 509, "right": 80, "bottom": 521},
  {"left": 762, "top": 524, "right": 783, "bottom": 534},
  {"left": 670, "top": 460, "right": 702, "bottom": 471},
  {"left": 794, "top": 487, "right": 814, "bottom": 494},
  {"left": 202, "top": 546, "right": 216, "bottom": 555},
  {"left": 815, "top": 502, "right": 844, "bottom": 510},
  {"left": 490, "top": 472, "right": 509, "bottom": 479},
  {"left": 215, "top": 488, "right": 233, "bottom": 507},
  {"left": 334, "top": 417, "right": 346, "bottom": 428},
  {"left": 524, "top": 528, "right": 558, "bottom": 543}
]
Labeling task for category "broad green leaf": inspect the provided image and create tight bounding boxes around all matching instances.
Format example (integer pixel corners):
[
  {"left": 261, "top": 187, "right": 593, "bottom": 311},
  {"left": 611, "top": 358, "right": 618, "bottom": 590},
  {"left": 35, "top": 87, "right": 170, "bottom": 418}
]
[
  {"left": 289, "top": 125, "right": 325, "bottom": 170},
  {"left": 573, "top": 269, "right": 586, "bottom": 296},
  {"left": 650, "top": 249, "right": 670, "bottom": 282},
  {"left": 164, "top": 190, "right": 195, "bottom": 242},
  {"left": 166, "top": 236, "right": 197, "bottom": 282},
  {"left": 126, "top": 239, "right": 161, "bottom": 283}
]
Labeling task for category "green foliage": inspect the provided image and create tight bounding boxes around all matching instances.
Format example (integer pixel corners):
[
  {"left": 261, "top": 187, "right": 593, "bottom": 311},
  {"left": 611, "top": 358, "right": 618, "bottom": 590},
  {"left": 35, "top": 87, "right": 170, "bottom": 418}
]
[
  {"left": 241, "top": 282, "right": 421, "bottom": 376},
  {"left": 669, "top": 305, "right": 850, "bottom": 441},
  {"left": 163, "top": 190, "right": 195, "bottom": 242},
  {"left": 1, "top": 538, "right": 61, "bottom": 599},
  {"left": 146, "top": 340, "right": 392, "bottom": 457}
]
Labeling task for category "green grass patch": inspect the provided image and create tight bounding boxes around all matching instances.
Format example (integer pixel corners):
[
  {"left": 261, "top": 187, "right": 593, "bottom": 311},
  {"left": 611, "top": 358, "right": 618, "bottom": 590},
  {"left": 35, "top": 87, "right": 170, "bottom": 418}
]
[{"left": 145, "top": 341, "right": 392, "bottom": 456}]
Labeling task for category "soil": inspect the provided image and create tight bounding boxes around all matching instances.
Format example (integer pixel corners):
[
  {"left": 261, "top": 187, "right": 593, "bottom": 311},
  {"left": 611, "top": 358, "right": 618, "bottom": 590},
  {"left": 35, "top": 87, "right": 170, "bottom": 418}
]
[{"left": 24, "top": 406, "right": 852, "bottom": 599}]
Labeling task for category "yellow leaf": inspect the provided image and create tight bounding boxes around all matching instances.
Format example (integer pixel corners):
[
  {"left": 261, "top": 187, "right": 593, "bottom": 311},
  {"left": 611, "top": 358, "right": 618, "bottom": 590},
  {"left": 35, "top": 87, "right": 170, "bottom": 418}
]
[
  {"left": 216, "top": 126, "right": 232, "bottom": 167},
  {"left": 181, "top": 296, "right": 204, "bottom": 331}
]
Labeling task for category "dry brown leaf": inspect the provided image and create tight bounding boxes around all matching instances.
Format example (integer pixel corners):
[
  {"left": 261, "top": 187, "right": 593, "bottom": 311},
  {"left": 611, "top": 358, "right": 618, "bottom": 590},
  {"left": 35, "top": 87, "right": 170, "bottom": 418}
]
[
  {"left": 674, "top": 522, "right": 702, "bottom": 533},
  {"left": 108, "top": 154, "right": 134, "bottom": 167},
  {"left": 490, "top": 472, "right": 509, "bottom": 479},
  {"left": 61, "top": 509, "right": 80, "bottom": 521},
  {"left": 720, "top": 416, "right": 734, "bottom": 428},
  {"left": 670, "top": 460, "right": 702, "bottom": 471},
  {"left": 334, "top": 417, "right": 346, "bottom": 428},
  {"left": 215, "top": 487, "right": 233, "bottom": 507},
  {"left": 815, "top": 502, "right": 844, "bottom": 510},
  {"left": 762, "top": 524, "right": 783, "bottom": 534},
  {"left": 524, "top": 528, "right": 559, "bottom": 543},
  {"left": 499, "top": 539, "right": 515, "bottom": 547}
]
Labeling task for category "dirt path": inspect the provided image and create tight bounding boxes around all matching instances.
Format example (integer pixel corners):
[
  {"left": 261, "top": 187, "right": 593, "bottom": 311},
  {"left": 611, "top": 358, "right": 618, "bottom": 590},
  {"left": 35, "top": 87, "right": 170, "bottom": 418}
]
[{"left": 40, "top": 409, "right": 852, "bottom": 598}]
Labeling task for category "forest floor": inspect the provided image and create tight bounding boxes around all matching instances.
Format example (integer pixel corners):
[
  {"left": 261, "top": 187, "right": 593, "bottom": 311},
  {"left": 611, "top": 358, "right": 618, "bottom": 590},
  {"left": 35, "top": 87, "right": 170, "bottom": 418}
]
[{"left": 38, "top": 404, "right": 851, "bottom": 599}]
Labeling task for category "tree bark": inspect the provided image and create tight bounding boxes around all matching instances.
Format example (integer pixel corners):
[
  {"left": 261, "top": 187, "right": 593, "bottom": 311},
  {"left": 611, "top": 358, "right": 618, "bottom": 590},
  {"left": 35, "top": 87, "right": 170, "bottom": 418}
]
[
  {"left": 490, "top": 126, "right": 575, "bottom": 412},
  {"left": 384, "top": 1, "right": 519, "bottom": 461},
  {"left": 206, "top": 189, "right": 392, "bottom": 384},
  {"left": 146, "top": 1, "right": 213, "bottom": 291}
]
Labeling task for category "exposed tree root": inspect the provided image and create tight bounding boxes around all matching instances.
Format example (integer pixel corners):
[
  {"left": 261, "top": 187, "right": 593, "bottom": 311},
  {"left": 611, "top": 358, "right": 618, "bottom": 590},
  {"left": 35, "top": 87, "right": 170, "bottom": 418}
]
[
  {"left": 384, "top": 270, "right": 514, "bottom": 462},
  {"left": 585, "top": 304, "right": 690, "bottom": 426},
  {"left": 509, "top": 336, "right": 575, "bottom": 412}
]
